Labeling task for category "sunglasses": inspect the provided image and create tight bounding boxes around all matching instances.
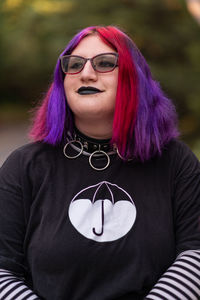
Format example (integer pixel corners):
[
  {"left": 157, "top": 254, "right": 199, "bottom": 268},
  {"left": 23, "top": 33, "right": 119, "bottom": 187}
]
[{"left": 60, "top": 52, "right": 118, "bottom": 74}]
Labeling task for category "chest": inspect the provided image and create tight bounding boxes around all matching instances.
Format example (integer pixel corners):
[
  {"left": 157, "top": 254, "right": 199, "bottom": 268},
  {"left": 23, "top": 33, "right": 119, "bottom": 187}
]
[{"left": 24, "top": 156, "right": 175, "bottom": 275}]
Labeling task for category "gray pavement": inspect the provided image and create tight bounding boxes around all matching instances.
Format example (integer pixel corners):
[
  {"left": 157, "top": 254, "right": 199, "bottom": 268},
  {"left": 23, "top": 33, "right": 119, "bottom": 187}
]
[{"left": 0, "top": 123, "right": 29, "bottom": 167}]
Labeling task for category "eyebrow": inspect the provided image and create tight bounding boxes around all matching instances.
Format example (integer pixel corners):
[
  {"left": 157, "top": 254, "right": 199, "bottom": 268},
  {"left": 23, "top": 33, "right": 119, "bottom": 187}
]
[{"left": 69, "top": 52, "right": 117, "bottom": 58}]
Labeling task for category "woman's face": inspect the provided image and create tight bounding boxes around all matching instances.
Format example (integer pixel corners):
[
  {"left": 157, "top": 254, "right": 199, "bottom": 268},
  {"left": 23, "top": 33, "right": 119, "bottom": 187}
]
[{"left": 63, "top": 34, "right": 118, "bottom": 126}]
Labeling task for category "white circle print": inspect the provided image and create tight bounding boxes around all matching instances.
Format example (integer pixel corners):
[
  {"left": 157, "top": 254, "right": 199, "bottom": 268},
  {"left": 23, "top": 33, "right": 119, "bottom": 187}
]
[{"left": 68, "top": 181, "right": 136, "bottom": 242}]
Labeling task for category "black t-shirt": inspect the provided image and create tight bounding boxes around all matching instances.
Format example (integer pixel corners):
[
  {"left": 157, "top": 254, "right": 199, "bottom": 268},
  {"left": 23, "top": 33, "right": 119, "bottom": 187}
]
[{"left": 0, "top": 139, "right": 199, "bottom": 300}]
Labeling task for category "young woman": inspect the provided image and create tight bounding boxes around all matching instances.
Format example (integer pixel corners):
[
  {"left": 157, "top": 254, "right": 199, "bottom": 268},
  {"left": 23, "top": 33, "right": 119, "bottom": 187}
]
[{"left": 0, "top": 25, "right": 199, "bottom": 300}]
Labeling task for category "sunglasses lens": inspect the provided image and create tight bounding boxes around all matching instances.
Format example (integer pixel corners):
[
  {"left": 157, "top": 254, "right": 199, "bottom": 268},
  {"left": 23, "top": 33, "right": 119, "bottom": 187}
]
[
  {"left": 61, "top": 56, "right": 85, "bottom": 74},
  {"left": 93, "top": 54, "right": 118, "bottom": 72}
]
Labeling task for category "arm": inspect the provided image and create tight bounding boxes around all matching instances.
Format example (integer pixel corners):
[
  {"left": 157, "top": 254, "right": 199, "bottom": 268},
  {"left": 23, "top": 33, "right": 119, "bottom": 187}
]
[
  {"left": 145, "top": 250, "right": 200, "bottom": 300},
  {"left": 0, "top": 150, "right": 41, "bottom": 298},
  {"left": 0, "top": 269, "right": 40, "bottom": 300},
  {"left": 146, "top": 142, "right": 200, "bottom": 300}
]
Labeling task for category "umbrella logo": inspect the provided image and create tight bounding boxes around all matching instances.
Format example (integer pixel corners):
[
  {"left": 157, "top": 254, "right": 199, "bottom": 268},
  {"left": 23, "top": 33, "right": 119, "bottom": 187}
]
[{"left": 68, "top": 181, "right": 136, "bottom": 242}]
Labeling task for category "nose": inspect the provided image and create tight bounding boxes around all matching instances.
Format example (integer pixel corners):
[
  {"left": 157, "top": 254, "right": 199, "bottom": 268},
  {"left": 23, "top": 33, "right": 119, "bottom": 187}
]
[{"left": 80, "top": 60, "right": 98, "bottom": 82}]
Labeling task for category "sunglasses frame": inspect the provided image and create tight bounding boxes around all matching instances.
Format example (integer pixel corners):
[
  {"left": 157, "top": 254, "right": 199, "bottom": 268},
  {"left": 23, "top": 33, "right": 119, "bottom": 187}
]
[{"left": 60, "top": 52, "right": 119, "bottom": 74}]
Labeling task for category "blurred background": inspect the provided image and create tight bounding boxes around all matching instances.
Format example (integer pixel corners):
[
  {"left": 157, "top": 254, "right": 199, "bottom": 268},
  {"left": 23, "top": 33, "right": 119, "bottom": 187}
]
[{"left": 0, "top": 0, "right": 200, "bottom": 165}]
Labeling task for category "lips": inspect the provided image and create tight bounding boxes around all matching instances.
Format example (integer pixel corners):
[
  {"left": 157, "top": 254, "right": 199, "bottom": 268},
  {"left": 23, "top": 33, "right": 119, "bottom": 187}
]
[{"left": 77, "top": 86, "right": 103, "bottom": 95}]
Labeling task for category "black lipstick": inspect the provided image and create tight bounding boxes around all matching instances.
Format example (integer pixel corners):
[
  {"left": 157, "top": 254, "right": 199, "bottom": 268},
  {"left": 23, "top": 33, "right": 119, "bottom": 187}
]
[{"left": 77, "top": 86, "right": 103, "bottom": 95}]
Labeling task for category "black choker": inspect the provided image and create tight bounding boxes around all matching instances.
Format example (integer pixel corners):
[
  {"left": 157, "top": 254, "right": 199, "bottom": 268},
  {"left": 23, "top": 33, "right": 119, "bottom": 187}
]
[
  {"left": 73, "top": 128, "right": 113, "bottom": 153},
  {"left": 63, "top": 129, "right": 118, "bottom": 171}
]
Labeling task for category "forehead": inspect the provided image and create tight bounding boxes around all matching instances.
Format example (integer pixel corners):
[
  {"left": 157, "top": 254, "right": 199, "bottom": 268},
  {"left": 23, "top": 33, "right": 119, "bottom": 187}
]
[{"left": 71, "top": 34, "right": 116, "bottom": 57}]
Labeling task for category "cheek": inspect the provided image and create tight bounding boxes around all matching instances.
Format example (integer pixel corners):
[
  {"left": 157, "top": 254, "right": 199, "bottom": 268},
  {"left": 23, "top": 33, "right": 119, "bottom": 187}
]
[
  {"left": 110, "top": 79, "right": 118, "bottom": 102},
  {"left": 64, "top": 76, "right": 74, "bottom": 97},
  {"left": 110, "top": 70, "right": 118, "bottom": 96},
  {"left": 63, "top": 77, "right": 68, "bottom": 89},
  {"left": 63, "top": 79, "right": 75, "bottom": 113}
]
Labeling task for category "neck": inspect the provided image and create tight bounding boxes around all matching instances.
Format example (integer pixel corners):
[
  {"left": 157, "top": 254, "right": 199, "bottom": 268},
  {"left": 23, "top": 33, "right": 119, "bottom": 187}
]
[
  {"left": 72, "top": 127, "right": 113, "bottom": 154},
  {"left": 74, "top": 118, "right": 113, "bottom": 140}
]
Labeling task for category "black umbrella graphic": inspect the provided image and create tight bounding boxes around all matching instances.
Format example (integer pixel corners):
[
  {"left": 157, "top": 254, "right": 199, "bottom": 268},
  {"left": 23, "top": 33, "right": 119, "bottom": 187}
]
[{"left": 68, "top": 181, "right": 137, "bottom": 242}]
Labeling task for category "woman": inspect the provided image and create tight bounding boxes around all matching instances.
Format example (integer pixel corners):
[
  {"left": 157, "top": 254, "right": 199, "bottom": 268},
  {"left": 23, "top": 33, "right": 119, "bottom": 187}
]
[{"left": 0, "top": 25, "right": 199, "bottom": 300}]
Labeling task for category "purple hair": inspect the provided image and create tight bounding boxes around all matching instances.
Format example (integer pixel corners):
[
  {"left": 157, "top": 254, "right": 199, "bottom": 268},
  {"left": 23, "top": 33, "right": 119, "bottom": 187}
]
[{"left": 29, "top": 25, "right": 179, "bottom": 161}]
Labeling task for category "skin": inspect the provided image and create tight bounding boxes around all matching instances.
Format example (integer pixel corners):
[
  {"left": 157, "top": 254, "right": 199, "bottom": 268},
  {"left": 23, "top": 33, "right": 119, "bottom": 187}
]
[{"left": 64, "top": 34, "right": 119, "bottom": 139}]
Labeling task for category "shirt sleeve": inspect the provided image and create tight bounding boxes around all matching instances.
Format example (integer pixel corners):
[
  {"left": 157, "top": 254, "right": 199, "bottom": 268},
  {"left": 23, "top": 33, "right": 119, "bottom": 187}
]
[
  {"left": 0, "top": 149, "right": 28, "bottom": 275},
  {"left": 145, "top": 250, "right": 200, "bottom": 300},
  {"left": 0, "top": 269, "right": 40, "bottom": 300},
  {"left": 173, "top": 142, "right": 200, "bottom": 254},
  {"left": 145, "top": 142, "right": 200, "bottom": 300}
]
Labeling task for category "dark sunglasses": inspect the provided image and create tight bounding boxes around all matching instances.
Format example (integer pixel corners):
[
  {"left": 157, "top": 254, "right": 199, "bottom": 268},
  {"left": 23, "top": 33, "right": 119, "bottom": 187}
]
[{"left": 60, "top": 52, "right": 118, "bottom": 74}]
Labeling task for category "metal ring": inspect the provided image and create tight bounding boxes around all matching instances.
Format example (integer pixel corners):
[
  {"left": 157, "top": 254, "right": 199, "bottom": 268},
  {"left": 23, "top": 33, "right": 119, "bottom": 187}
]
[
  {"left": 114, "top": 144, "right": 133, "bottom": 161},
  {"left": 63, "top": 140, "right": 83, "bottom": 159},
  {"left": 113, "top": 143, "right": 125, "bottom": 160},
  {"left": 89, "top": 150, "right": 110, "bottom": 171},
  {"left": 116, "top": 146, "right": 125, "bottom": 160}
]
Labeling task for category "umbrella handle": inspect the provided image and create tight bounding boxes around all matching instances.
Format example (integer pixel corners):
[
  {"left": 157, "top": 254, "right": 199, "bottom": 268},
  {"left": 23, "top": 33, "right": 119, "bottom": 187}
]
[{"left": 93, "top": 200, "right": 104, "bottom": 236}]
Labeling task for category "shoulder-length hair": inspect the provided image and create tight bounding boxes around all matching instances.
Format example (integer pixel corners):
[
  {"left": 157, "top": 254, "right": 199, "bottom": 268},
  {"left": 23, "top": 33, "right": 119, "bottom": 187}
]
[{"left": 29, "top": 25, "right": 179, "bottom": 161}]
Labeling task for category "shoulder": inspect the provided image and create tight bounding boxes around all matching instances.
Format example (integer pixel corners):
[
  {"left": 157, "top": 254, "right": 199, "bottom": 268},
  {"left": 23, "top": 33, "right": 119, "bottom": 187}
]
[
  {"left": 9, "top": 141, "right": 59, "bottom": 158},
  {"left": 1, "top": 142, "right": 62, "bottom": 172},
  {"left": 14, "top": 141, "right": 56, "bottom": 156},
  {"left": 168, "top": 138, "right": 198, "bottom": 161},
  {"left": 161, "top": 139, "right": 200, "bottom": 177},
  {"left": 0, "top": 142, "right": 64, "bottom": 191},
  {"left": 164, "top": 139, "right": 197, "bottom": 155}
]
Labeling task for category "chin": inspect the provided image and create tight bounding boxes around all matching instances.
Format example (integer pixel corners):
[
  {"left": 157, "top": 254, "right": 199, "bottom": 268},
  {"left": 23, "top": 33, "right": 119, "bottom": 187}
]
[
  {"left": 76, "top": 109, "right": 114, "bottom": 120},
  {"left": 79, "top": 110, "right": 107, "bottom": 118}
]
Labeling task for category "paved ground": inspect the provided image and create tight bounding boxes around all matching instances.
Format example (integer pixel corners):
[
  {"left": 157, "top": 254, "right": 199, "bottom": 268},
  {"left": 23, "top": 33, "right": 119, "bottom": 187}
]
[{"left": 0, "top": 123, "right": 29, "bottom": 167}]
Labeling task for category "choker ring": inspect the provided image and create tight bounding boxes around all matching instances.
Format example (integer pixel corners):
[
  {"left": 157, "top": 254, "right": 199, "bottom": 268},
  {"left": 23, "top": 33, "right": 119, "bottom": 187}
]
[
  {"left": 89, "top": 149, "right": 110, "bottom": 171},
  {"left": 63, "top": 140, "right": 83, "bottom": 159}
]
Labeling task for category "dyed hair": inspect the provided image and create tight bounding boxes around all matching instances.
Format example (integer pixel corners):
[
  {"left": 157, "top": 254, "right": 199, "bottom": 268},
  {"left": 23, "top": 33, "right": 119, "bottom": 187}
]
[{"left": 30, "top": 25, "right": 179, "bottom": 161}]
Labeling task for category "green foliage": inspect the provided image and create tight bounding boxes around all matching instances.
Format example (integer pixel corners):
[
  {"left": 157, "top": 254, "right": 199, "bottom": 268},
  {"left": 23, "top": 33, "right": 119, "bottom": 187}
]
[{"left": 0, "top": 0, "right": 200, "bottom": 149}]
